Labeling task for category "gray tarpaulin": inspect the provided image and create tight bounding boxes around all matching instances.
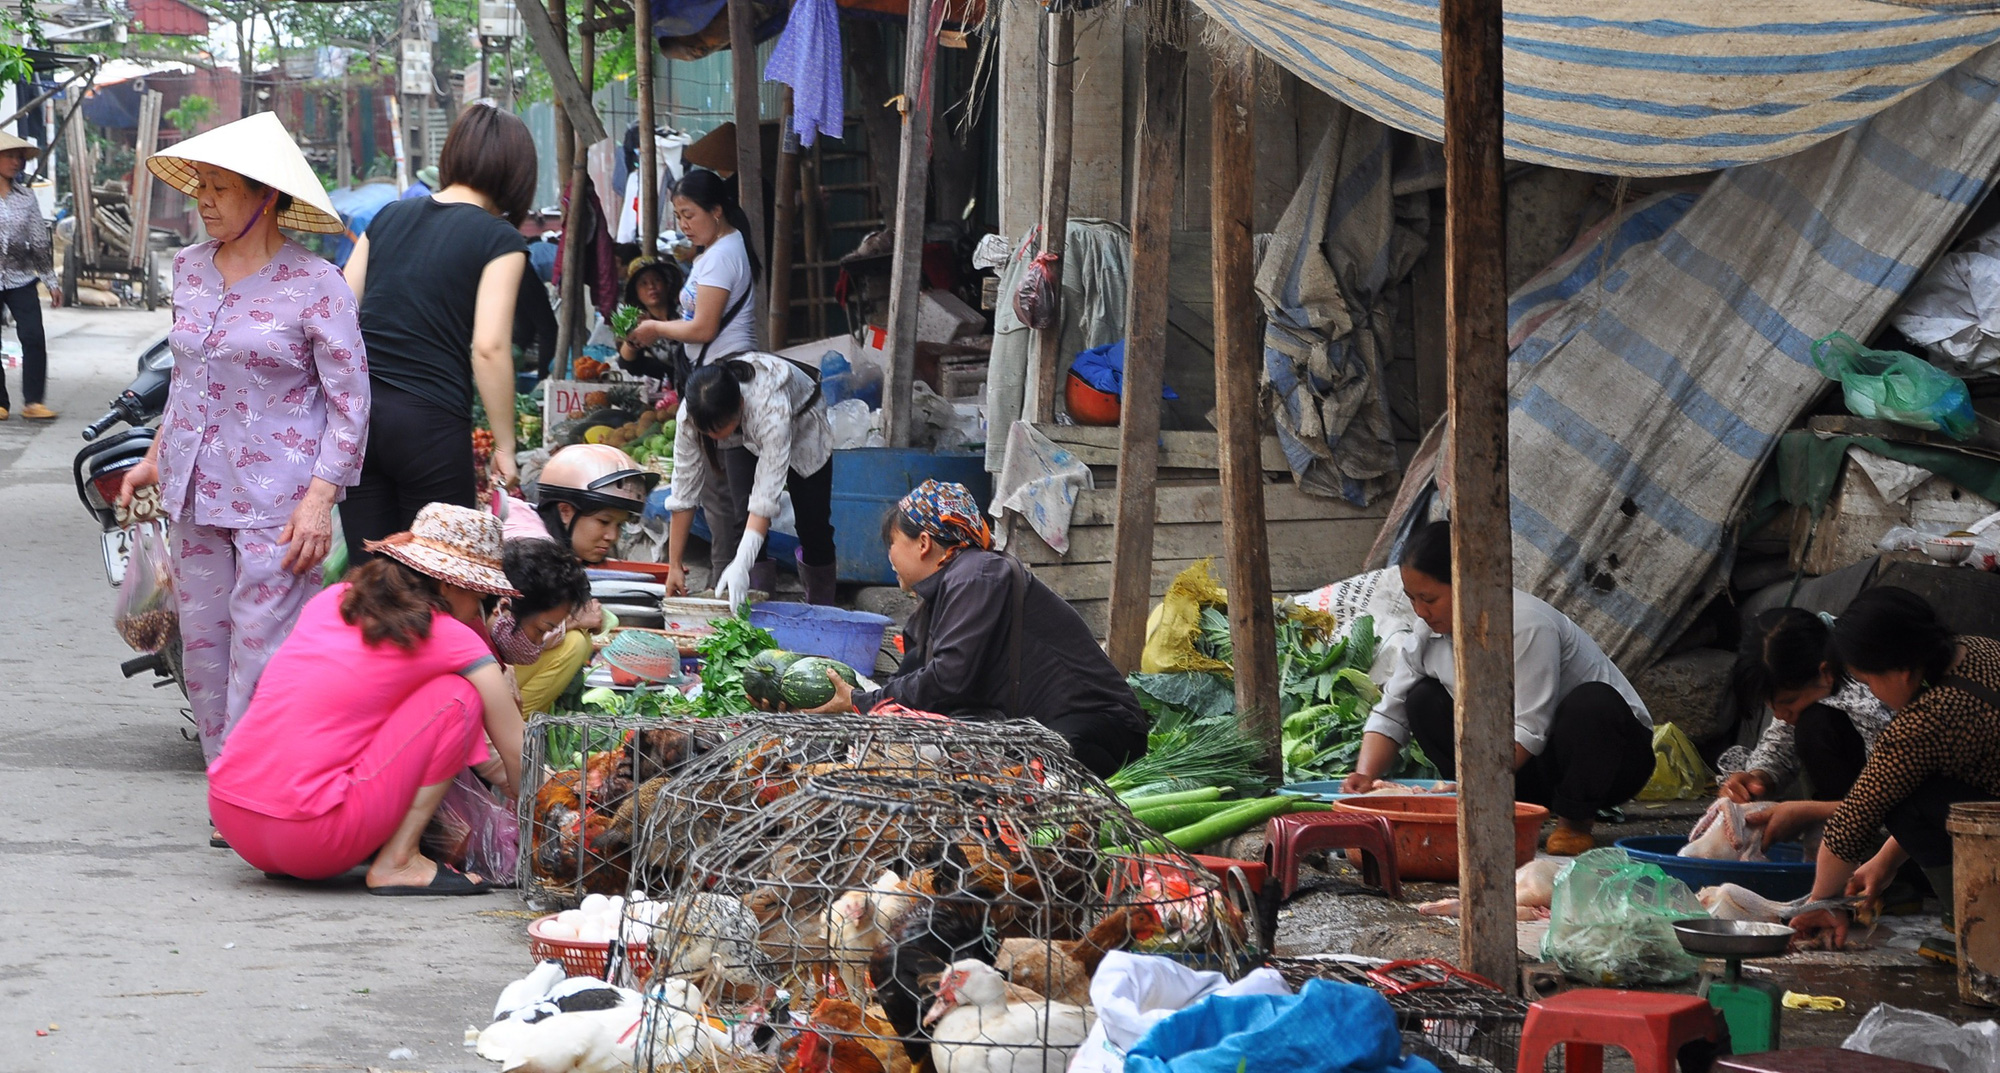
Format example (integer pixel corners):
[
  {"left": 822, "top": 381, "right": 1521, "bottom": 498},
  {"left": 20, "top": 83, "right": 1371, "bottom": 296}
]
[
  {"left": 984, "top": 220, "right": 1131, "bottom": 474},
  {"left": 1255, "top": 108, "right": 1430, "bottom": 506},
  {"left": 1505, "top": 45, "right": 2000, "bottom": 671}
]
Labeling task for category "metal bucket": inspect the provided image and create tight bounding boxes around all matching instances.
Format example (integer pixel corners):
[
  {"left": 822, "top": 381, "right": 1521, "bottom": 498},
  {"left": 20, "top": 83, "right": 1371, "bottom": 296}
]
[{"left": 1946, "top": 801, "right": 2000, "bottom": 1005}]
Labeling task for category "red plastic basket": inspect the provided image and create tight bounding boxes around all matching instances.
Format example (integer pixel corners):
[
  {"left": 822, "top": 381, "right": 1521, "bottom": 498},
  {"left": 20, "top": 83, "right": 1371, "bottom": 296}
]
[{"left": 526, "top": 914, "right": 655, "bottom": 985}]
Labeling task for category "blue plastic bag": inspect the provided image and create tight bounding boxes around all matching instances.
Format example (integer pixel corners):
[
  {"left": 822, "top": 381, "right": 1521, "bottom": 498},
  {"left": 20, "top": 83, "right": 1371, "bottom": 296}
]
[
  {"left": 1070, "top": 340, "right": 1179, "bottom": 400},
  {"left": 1811, "top": 331, "right": 1975, "bottom": 440},
  {"left": 1125, "top": 979, "right": 1439, "bottom": 1073}
]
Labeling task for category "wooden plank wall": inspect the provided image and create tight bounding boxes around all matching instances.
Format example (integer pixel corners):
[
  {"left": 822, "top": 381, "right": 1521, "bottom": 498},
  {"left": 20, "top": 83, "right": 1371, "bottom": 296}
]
[{"left": 1009, "top": 426, "right": 1389, "bottom": 637}]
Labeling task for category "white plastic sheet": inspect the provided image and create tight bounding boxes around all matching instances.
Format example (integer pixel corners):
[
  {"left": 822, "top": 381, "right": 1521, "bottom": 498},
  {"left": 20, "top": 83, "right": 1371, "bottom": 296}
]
[{"left": 1069, "top": 950, "right": 1293, "bottom": 1073}]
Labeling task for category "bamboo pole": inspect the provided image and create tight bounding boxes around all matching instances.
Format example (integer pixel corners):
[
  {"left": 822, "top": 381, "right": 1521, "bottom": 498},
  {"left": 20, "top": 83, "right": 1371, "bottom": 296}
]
[
  {"left": 1210, "top": 38, "right": 1278, "bottom": 777},
  {"left": 769, "top": 88, "right": 798, "bottom": 348},
  {"left": 1104, "top": 32, "right": 1186, "bottom": 671},
  {"left": 881, "top": 0, "right": 937, "bottom": 447},
  {"left": 729, "top": 0, "right": 767, "bottom": 338},
  {"left": 1442, "top": 0, "right": 1518, "bottom": 991},
  {"left": 635, "top": 0, "right": 658, "bottom": 255},
  {"left": 1030, "top": 10, "right": 1074, "bottom": 423},
  {"left": 128, "top": 90, "right": 162, "bottom": 270}
]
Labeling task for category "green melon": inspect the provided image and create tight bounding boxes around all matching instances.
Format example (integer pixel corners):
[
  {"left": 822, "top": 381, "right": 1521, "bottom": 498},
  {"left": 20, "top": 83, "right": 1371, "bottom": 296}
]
[
  {"left": 741, "top": 649, "right": 806, "bottom": 706},
  {"left": 780, "top": 656, "right": 860, "bottom": 709}
]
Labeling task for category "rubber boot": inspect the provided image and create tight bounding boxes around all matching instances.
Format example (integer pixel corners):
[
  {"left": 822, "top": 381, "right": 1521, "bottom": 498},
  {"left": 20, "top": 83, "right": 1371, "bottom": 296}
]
[
  {"left": 748, "top": 559, "right": 779, "bottom": 602},
  {"left": 800, "top": 561, "right": 839, "bottom": 607},
  {"left": 1925, "top": 865, "right": 1958, "bottom": 931}
]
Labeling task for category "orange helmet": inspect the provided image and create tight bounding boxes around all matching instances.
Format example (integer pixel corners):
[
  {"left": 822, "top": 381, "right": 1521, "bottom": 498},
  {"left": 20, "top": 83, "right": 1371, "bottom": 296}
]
[{"left": 537, "top": 443, "right": 658, "bottom": 516}]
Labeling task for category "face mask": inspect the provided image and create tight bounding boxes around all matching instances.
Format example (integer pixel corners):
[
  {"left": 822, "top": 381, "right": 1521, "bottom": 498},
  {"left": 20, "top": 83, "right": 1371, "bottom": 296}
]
[{"left": 492, "top": 604, "right": 563, "bottom": 665}]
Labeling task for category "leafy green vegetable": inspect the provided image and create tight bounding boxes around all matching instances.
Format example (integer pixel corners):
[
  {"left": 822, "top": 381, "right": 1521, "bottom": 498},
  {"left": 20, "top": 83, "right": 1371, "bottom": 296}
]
[
  {"left": 692, "top": 610, "right": 778, "bottom": 718},
  {"left": 610, "top": 304, "right": 644, "bottom": 337}
]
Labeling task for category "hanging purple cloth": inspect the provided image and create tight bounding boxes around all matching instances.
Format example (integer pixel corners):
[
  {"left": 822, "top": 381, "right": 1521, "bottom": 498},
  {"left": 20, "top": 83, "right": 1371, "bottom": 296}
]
[{"left": 763, "top": 0, "right": 844, "bottom": 146}]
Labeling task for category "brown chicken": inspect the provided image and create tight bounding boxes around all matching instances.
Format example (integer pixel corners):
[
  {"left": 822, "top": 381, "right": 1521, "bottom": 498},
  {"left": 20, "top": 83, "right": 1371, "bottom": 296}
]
[
  {"left": 529, "top": 751, "right": 632, "bottom": 890},
  {"left": 991, "top": 905, "right": 1163, "bottom": 1006},
  {"left": 784, "top": 997, "right": 910, "bottom": 1073}
]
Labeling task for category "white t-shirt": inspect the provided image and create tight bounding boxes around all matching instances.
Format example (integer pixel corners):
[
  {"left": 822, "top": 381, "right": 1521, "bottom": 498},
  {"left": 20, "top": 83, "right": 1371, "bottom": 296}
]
[{"left": 681, "top": 230, "right": 758, "bottom": 362}]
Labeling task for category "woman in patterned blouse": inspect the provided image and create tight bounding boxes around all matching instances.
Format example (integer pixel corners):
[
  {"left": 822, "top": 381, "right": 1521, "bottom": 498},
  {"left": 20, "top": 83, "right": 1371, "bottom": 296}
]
[
  {"left": 0, "top": 130, "right": 53, "bottom": 420},
  {"left": 119, "top": 114, "right": 370, "bottom": 780},
  {"left": 1792, "top": 587, "right": 2000, "bottom": 948}
]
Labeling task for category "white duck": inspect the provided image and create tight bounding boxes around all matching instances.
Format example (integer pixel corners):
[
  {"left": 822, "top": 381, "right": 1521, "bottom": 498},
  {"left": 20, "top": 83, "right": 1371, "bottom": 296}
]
[
  {"left": 923, "top": 958, "right": 1095, "bottom": 1073},
  {"left": 494, "top": 961, "right": 568, "bottom": 1022}
]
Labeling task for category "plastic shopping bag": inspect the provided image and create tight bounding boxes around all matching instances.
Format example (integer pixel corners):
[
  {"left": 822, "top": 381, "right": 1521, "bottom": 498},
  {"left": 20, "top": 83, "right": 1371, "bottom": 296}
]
[
  {"left": 423, "top": 770, "right": 520, "bottom": 884},
  {"left": 1637, "top": 723, "right": 1716, "bottom": 801},
  {"left": 114, "top": 520, "right": 176, "bottom": 653},
  {"left": 1811, "top": 331, "right": 1976, "bottom": 440},
  {"left": 1542, "top": 847, "right": 1707, "bottom": 985},
  {"left": 1014, "top": 250, "right": 1060, "bottom": 332}
]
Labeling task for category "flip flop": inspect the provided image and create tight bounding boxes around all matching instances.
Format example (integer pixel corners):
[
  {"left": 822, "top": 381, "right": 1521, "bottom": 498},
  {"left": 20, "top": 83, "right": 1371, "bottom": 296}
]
[
  {"left": 210, "top": 832, "right": 230, "bottom": 849},
  {"left": 368, "top": 863, "right": 494, "bottom": 897}
]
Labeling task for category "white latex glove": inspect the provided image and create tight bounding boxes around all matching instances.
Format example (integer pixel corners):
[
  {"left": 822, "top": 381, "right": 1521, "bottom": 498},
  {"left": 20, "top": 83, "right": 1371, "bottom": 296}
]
[{"left": 716, "top": 529, "right": 765, "bottom": 609}]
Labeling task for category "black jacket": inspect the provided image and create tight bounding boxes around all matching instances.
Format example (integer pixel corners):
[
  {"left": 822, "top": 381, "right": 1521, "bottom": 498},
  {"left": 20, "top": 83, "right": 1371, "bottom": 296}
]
[{"left": 853, "top": 550, "right": 1148, "bottom": 772}]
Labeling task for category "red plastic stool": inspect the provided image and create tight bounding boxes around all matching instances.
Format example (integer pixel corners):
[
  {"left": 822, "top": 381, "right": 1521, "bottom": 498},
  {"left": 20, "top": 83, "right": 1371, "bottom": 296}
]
[
  {"left": 1515, "top": 988, "right": 1721, "bottom": 1073},
  {"left": 1263, "top": 812, "right": 1400, "bottom": 899},
  {"left": 1717, "top": 1049, "right": 1944, "bottom": 1073}
]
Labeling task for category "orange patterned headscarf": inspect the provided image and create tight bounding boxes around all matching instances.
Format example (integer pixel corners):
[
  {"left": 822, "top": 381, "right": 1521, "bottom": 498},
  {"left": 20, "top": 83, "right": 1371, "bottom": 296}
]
[{"left": 898, "top": 480, "right": 991, "bottom": 561}]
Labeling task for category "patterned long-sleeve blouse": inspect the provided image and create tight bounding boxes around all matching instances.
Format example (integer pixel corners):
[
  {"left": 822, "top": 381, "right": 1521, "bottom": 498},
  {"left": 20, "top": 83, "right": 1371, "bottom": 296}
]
[
  {"left": 1824, "top": 635, "right": 2000, "bottom": 863},
  {"left": 159, "top": 240, "right": 370, "bottom": 529},
  {"left": 1743, "top": 678, "right": 1895, "bottom": 795}
]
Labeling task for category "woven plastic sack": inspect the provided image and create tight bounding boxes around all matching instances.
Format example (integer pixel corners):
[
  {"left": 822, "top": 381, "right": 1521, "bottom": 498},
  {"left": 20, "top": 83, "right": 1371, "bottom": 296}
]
[
  {"left": 1541, "top": 847, "right": 1707, "bottom": 985},
  {"left": 1014, "top": 250, "right": 1060, "bottom": 332},
  {"left": 1811, "top": 331, "right": 1976, "bottom": 440}
]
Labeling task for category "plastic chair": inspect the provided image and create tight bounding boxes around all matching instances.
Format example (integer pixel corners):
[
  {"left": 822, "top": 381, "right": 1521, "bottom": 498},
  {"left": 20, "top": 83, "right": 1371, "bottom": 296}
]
[
  {"left": 1262, "top": 812, "right": 1401, "bottom": 899},
  {"left": 1716, "top": 1049, "right": 1945, "bottom": 1073},
  {"left": 1515, "top": 988, "right": 1720, "bottom": 1073}
]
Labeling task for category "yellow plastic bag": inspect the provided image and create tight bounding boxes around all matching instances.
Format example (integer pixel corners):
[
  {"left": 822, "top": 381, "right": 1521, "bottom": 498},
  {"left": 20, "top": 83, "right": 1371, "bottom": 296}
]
[
  {"left": 1637, "top": 723, "right": 1715, "bottom": 801},
  {"left": 1140, "top": 561, "right": 1233, "bottom": 675}
]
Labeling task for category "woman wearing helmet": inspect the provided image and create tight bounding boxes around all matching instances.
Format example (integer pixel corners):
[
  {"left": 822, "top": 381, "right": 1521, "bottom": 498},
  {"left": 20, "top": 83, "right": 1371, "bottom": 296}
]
[{"left": 494, "top": 443, "right": 657, "bottom": 715}]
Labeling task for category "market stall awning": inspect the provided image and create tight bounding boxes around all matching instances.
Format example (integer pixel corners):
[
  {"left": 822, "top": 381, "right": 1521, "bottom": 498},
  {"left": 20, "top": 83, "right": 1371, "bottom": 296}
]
[{"left": 1189, "top": 0, "right": 2000, "bottom": 176}]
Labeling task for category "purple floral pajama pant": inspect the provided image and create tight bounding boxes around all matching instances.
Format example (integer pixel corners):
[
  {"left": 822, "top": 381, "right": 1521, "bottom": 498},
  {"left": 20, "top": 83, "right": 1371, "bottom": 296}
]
[{"left": 169, "top": 521, "right": 320, "bottom": 763}]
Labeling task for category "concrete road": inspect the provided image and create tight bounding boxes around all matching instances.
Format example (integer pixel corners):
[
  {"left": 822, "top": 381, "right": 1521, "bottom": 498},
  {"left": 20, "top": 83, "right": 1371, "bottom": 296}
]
[{"left": 0, "top": 309, "right": 524, "bottom": 1072}]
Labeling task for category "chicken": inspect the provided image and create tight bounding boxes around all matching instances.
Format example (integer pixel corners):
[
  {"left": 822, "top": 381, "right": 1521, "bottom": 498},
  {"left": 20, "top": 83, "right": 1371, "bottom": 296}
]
[
  {"left": 530, "top": 751, "right": 634, "bottom": 890},
  {"left": 623, "top": 724, "right": 720, "bottom": 783},
  {"left": 870, "top": 895, "right": 1001, "bottom": 1066},
  {"left": 785, "top": 997, "right": 909, "bottom": 1073},
  {"left": 649, "top": 892, "right": 767, "bottom": 988},
  {"left": 923, "top": 959, "right": 1094, "bottom": 1073},
  {"left": 1414, "top": 857, "right": 1568, "bottom": 920},
  {"left": 1681, "top": 798, "right": 1774, "bottom": 862},
  {"left": 826, "top": 870, "right": 923, "bottom": 999},
  {"left": 1698, "top": 882, "right": 1801, "bottom": 923},
  {"left": 991, "top": 906, "right": 1161, "bottom": 1006}
]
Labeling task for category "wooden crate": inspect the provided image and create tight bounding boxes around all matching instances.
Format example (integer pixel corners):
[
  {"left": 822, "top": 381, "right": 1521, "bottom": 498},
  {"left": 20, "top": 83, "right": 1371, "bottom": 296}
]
[{"left": 1004, "top": 425, "right": 1389, "bottom": 637}]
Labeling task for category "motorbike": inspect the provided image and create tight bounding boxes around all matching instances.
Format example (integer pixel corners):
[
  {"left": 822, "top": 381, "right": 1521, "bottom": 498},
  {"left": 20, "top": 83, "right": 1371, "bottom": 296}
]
[{"left": 74, "top": 333, "right": 185, "bottom": 696}]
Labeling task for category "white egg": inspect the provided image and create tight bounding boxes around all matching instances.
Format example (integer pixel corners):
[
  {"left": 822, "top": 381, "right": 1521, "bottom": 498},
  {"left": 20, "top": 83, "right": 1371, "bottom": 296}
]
[
  {"left": 556, "top": 909, "right": 586, "bottom": 928},
  {"left": 580, "top": 893, "right": 610, "bottom": 915}
]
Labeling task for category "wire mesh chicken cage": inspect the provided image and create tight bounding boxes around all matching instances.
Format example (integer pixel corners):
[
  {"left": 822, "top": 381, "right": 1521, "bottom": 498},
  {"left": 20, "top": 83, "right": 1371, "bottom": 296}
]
[
  {"left": 516, "top": 711, "right": 732, "bottom": 909},
  {"left": 621, "top": 735, "right": 1260, "bottom": 1073},
  {"left": 1272, "top": 956, "right": 1541, "bottom": 1073}
]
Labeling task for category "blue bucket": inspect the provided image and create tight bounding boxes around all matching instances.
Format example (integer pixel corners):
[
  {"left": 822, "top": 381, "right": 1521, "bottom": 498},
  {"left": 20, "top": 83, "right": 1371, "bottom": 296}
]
[{"left": 749, "top": 602, "right": 894, "bottom": 673}]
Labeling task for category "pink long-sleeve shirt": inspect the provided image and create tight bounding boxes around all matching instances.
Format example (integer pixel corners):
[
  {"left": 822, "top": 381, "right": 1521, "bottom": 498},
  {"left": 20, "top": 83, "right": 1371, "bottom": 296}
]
[{"left": 160, "top": 240, "right": 370, "bottom": 529}]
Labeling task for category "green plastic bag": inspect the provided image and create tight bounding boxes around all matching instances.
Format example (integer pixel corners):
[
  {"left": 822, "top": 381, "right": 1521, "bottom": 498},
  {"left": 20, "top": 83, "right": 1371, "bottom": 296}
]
[
  {"left": 320, "top": 507, "right": 349, "bottom": 587},
  {"left": 1542, "top": 847, "right": 1707, "bottom": 985},
  {"left": 1811, "top": 331, "right": 1975, "bottom": 440}
]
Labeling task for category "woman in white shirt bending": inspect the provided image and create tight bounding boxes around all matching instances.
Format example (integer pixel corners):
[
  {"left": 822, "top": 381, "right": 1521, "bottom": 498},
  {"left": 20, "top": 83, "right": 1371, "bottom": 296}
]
[{"left": 1341, "top": 521, "right": 1656, "bottom": 855}]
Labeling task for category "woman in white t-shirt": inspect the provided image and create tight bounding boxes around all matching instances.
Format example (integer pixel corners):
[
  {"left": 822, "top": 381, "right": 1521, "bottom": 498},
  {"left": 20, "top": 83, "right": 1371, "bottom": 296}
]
[{"left": 627, "top": 167, "right": 764, "bottom": 590}]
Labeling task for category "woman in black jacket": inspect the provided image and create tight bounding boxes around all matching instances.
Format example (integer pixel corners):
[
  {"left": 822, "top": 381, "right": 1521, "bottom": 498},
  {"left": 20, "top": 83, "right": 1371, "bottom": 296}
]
[{"left": 798, "top": 480, "right": 1148, "bottom": 776}]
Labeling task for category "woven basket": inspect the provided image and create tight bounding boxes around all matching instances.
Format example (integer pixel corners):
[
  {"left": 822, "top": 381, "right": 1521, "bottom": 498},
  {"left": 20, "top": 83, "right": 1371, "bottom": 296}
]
[{"left": 527, "top": 914, "right": 655, "bottom": 985}]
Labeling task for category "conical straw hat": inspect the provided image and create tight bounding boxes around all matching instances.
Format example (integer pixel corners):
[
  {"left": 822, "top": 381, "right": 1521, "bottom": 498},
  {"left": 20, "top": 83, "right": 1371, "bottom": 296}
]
[
  {"left": 0, "top": 131, "right": 33, "bottom": 154},
  {"left": 146, "top": 112, "right": 343, "bottom": 234}
]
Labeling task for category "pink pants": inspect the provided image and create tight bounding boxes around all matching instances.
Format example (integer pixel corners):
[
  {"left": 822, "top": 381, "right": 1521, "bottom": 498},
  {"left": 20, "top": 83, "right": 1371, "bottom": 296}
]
[
  {"left": 210, "top": 675, "right": 483, "bottom": 880},
  {"left": 170, "top": 521, "right": 320, "bottom": 763}
]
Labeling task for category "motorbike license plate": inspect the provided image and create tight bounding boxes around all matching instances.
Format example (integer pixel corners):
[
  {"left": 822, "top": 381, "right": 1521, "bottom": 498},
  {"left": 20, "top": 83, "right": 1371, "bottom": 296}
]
[{"left": 102, "top": 528, "right": 131, "bottom": 588}]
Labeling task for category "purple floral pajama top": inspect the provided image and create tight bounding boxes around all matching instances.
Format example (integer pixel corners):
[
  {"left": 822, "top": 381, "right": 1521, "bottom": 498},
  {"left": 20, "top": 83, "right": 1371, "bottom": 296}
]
[{"left": 160, "top": 240, "right": 370, "bottom": 529}]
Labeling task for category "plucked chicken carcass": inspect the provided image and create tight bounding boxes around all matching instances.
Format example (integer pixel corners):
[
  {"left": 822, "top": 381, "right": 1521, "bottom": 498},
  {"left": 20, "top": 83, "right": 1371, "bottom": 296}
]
[
  {"left": 924, "top": 959, "right": 1095, "bottom": 1073},
  {"left": 1680, "top": 798, "right": 1775, "bottom": 862},
  {"left": 1698, "top": 882, "right": 1802, "bottom": 923},
  {"left": 1416, "top": 857, "right": 1566, "bottom": 920},
  {"left": 990, "top": 906, "right": 1161, "bottom": 1006}
]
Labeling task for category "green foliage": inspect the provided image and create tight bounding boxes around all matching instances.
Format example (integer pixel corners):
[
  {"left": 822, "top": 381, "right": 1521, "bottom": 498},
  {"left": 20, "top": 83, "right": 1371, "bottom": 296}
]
[{"left": 164, "top": 95, "right": 216, "bottom": 133}]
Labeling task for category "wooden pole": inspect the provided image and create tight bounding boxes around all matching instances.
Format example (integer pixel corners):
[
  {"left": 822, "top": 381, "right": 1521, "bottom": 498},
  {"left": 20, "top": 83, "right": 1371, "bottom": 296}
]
[
  {"left": 768, "top": 88, "right": 798, "bottom": 348},
  {"left": 635, "top": 0, "right": 658, "bottom": 254},
  {"left": 1030, "top": 10, "right": 1074, "bottom": 424},
  {"left": 551, "top": 0, "right": 581, "bottom": 379},
  {"left": 128, "top": 90, "right": 162, "bottom": 269},
  {"left": 1210, "top": 38, "right": 1278, "bottom": 776},
  {"left": 1104, "top": 31, "right": 1186, "bottom": 672},
  {"left": 729, "top": 0, "right": 767, "bottom": 339},
  {"left": 514, "top": 0, "right": 608, "bottom": 143},
  {"left": 880, "top": 0, "right": 937, "bottom": 448},
  {"left": 65, "top": 112, "right": 93, "bottom": 269},
  {"left": 801, "top": 143, "right": 826, "bottom": 339},
  {"left": 1442, "top": 0, "right": 1518, "bottom": 990}
]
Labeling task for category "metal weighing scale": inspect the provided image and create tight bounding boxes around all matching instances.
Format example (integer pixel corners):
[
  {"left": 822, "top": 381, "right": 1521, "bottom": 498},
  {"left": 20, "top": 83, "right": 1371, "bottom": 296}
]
[{"left": 1674, "top": 918, "right": 1795, "bottom": 1054}]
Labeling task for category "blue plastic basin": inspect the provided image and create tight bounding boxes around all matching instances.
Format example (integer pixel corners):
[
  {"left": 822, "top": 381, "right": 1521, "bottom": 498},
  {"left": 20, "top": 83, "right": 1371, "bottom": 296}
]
[
  {"left": 749, "top": 601, "right": 895, "bottom": 673},
  {"left": 1614, "top": 835, "right": 1816, "bottom": 901}
]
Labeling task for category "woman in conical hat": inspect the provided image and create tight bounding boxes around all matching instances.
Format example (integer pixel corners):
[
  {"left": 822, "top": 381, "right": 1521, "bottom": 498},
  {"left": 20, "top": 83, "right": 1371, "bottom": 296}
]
[
  {"left": 118, "top": 112, "right": 372, "bottom": 799},
  {"left": 0, "top": 130, "right": 54, "bottom": 420}
]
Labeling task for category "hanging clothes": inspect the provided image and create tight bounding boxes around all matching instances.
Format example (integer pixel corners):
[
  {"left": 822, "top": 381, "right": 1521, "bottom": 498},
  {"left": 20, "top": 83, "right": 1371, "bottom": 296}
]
[
  {"left": 552, "top": 174, "right": 621, "bottom": 320},
  {"left": 763, "top": 0, "right": 844, "bottom": 146}
]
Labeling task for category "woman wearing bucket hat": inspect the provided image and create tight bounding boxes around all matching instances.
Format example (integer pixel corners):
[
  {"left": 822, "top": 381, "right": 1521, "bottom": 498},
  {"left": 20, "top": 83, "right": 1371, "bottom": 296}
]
[
  {"left": 614, "top": 257, "right": 683, "bottom": 380},
  {"left": 206, "top": 504, "right": 525, "bottom": 894},
  {"left": 342, "top": 100, "right": 536, "bottom": 553},
  {"left": 118, "top": 111, "right": 371, "bottom": 771},
  {"left": 0, "top": 130, "right": 54, "bottom": 420}
]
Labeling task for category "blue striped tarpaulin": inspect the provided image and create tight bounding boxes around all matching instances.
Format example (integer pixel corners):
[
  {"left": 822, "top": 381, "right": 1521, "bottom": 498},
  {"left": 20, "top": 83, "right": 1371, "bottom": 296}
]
[
  {"left": 1189, "top": 0, "right": 2000, "bottom": 175},
  {"left": 1497, "top": 45, "right": 2000, "bottom": 669}
]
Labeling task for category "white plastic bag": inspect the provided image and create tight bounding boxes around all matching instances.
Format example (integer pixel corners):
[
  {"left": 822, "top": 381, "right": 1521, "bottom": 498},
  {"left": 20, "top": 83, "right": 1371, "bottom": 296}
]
[
  {"left": 826, "top": 398, "right": 875, "bottom": 450},
  {"left": 1844, "top": 1003, "right": 2000, "bottom": 1071},
  {"left": 1070, "top": 951, "right": 1292, "bottom": 1073}
]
